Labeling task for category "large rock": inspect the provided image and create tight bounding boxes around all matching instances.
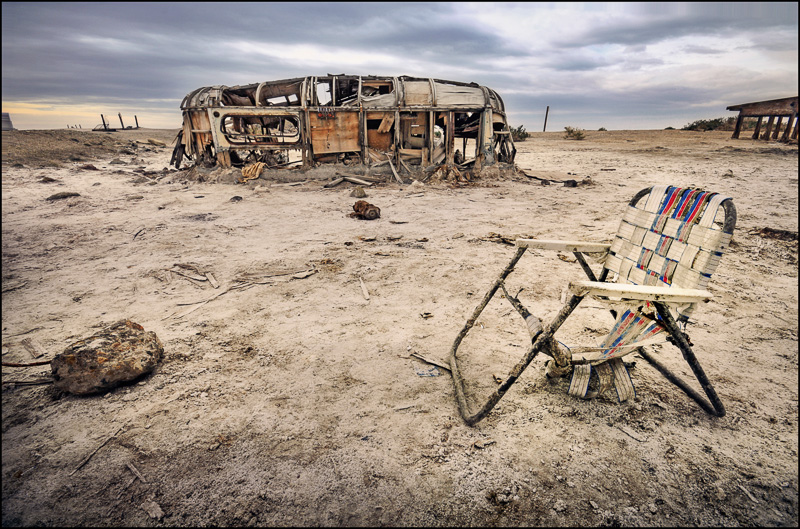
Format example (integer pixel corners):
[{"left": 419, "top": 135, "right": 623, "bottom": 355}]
[{"left": 51, "top": 320, "right": 163, "bottom": 395}]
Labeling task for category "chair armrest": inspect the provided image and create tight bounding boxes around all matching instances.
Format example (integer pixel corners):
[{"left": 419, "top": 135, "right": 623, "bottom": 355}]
[
  {"left": 569, "top": 281, "right": 713, "bottom": 303},
  {"left": 515, "top": 239, "right": 611, "bottom": 253}
]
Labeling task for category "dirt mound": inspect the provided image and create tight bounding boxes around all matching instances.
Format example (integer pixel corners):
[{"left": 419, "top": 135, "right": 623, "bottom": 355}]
[{"left": 1, "top": 128, "right": 179, "bottom": 168}]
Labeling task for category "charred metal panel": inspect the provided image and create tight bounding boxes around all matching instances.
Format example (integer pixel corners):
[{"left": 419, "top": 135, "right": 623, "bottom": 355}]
[{"left": 309, "top": 110, "right": 360, "bottom": 154}]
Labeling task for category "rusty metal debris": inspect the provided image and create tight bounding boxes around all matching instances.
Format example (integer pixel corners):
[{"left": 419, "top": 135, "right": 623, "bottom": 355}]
[
  {"left": 350, "top": 200, "right": 381, "bottom": 220},
  {"left": 171, "top": 75, "right": 516, "bottom": 176}
]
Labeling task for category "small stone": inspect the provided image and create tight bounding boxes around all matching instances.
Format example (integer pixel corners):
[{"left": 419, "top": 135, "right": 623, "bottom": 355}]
[
  {"left": 553, "top": 499, "right": 567, "bottom": 513},
  {"left": 46, "top": 192, "right": 81, "bottom": 201},
  {"left": 589, "top": 500, "right": 599, "bottom": 509},
  {"left": 140, "top": 500, "right": 164, "bottom": 519},
  {"left": 648, "top": 503, "right": 658, "bottom": 514},
  {"left": 350, "top": 186, "right": 367, "bottom": 198}
]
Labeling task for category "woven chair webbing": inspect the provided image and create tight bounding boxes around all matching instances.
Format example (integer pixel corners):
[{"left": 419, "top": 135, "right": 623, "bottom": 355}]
[{"left": 587, "top": 186, "right": 732, "bottom": 363}]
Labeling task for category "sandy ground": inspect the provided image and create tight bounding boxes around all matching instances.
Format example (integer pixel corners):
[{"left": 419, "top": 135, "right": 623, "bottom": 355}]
[{"left": 1, "top": 128, "right": 797, "bottom": 527}]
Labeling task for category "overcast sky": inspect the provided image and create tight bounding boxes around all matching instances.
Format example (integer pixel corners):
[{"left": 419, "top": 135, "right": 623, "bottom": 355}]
[{"left": 2, "top": 2, "right": 797, "bottom": 131}]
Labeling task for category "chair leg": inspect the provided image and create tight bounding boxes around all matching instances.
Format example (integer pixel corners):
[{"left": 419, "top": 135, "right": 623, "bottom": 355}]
[
  {"left": 449, "top": 285, "right": 585, "bottom": 425},
  {"left": 640, "top": 302, "right": 726, "bottom": 417}
]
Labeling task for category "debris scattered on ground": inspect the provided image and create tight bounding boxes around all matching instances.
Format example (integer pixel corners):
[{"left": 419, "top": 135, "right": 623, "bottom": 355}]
[
  {"left": 239, "top": 162, "right": 266, "bottom": 183},
  {"left": 349, "top": 200, "right": 381, "bottom": 220},
  {"left": 45, "top": 191, "right": 80, "bottom": 201},
  {"left": 755, "top": 227, "right": 797, "bottom": 241}
]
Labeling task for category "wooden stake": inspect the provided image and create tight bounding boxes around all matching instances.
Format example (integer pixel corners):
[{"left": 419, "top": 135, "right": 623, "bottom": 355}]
[
  {"left": 359, "top": 277, "right": 370, "bottom": 300},
  {"left": 388, "top": 160, "right": 403, "bottom": 184},
  {"left": 70, "top": 425, "right": 125, "bottom": 476},
  {"left": 126, "top": 462, "right": 147, "bottom": 484},
  {"left": 21, "top": 338, "right": 45, "bottom": 359}
]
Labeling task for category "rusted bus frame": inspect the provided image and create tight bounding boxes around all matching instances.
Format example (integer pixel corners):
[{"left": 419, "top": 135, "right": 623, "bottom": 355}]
[{"left": 173, "top": 75, "right": 516, "bottom": 170}]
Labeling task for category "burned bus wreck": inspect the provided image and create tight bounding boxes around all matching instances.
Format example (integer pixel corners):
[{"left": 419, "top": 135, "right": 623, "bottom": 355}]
[{"left": 170, "top": 75, "right": 516, "bottom": 175}]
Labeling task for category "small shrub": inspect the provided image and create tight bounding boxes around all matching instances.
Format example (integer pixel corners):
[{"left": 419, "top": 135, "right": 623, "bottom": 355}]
[
  {"left": 510, "top": 124, "right": 529, "bottom": 142},
  {"left": 564, "top": 126, "right": 585, "bottom": 140},
  {"left": 598, "top": 127, "right": 607, "bottom": 131},
  {"left": 681, "top": 116, "right": 741, "bottom": 132},
  {"left": 665, "top": 126, "right": 676, "bottom": 130}
]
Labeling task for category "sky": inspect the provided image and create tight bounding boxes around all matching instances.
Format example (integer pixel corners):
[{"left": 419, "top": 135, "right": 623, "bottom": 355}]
[{"left": 2, "top": 2, "right": 798, "bottom": 131}]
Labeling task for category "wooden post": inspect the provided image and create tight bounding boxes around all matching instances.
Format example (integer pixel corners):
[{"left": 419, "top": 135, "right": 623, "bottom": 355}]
[
  {"left": 101, "top": 114, "right": 108, "bottom": 131},
  {"left": 731, "top": 113, "right": 743, "bottom": 139},
  {"left": 752, "top": 116, "right": 763, "bottom": 140},
  {"left": 134, "top": 115, "right": 139, "bottom": 128},
  {"left": 543, "top": 105, "right": 550, "bottom": 132},
  {"left": 792, "top": 116, "right": 799, "bottom": 140},
  {"left": 446, "top": 111, "right": 455, "bottom": 165},
  {"left": 772, "top": 117, "right": 783, "bottom": 140},
  {"left": 762, "top": 116, "right": 774, "bottom": 140},
  {"left": 780, "top": 113, "right": 795, "bottom": 142},
  {"left": 118, "top": 113, "right": 125, "bottom": 129}
]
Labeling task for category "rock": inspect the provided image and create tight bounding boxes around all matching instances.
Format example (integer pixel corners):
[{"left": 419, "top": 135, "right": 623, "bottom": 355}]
[
  {"left": 109, "top": 158, "right": 126, "bottom": 165},
  {"left": 46, "top": 192, "right": 80, "bottom": 201},
  {"left": 350, "top": 186, "right": 367, "bottom": 198},
  {"left": 51, "top": 320, "right": 163, "bottom": 395},
  {"left": 140, "top": 500, "right": 164, "bottom": 519},
  {"left": 147, "top": 138, "right": 167, "bottom": 147},
  {"left": 78, "top": 164, "right": 99, "bottom": 171},
  {"left": 553, "top": 499, "right": 568, "bottom": 512}
]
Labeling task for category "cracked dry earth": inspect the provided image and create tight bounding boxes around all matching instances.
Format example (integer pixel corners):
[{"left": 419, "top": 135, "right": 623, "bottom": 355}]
[{"left": 1, "top": 128, "right": 797, "bottom": 526}]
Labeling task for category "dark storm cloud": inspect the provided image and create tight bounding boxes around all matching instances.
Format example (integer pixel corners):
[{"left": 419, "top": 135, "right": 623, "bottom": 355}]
[
  {"left": 555, "top": 2, "right": 798, "bottom": 48},
  {"left": 2, "top": 2, "right": 797, "bottom": 129}
]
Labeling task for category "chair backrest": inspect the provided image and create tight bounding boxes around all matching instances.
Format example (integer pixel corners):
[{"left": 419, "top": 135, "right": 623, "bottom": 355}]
[{"left": 602, "top": 185, "right": 736, "bottom": 323}]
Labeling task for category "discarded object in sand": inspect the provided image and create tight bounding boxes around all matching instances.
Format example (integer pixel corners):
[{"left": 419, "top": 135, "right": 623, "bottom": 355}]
[
  {"left": 51, "top": 320, "right": 163, "bottom": 395},
  {"left": 170, "top": 75, "right": 516, "bottom": 174},
  {"left": 350, "top": 200, "right": 381, "bottom": 220},
  {"left": 450, "top": 186, "right": 737, "bottom": 425}
]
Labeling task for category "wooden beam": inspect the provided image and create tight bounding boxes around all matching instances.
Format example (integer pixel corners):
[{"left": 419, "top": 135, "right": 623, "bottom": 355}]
[
  {"left": 731, "top": 113, "right": 743, "bottom": 139},
  {"left": 752, "top": 116, "right": 763, "bottom": 140},
  {"left": 761, "top": 116, "right": 775, "bottom": 140},
  {"left": 781, "top": 113, "right": 796, "bottom": 142},
  {"left": 772, "top": 117, "right": 783, "bottom": 140}
]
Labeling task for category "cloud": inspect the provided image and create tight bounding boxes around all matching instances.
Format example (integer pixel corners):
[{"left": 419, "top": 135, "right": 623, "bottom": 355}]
[{"left": 2, "top": 2, "right": 797, "bottom": 130}]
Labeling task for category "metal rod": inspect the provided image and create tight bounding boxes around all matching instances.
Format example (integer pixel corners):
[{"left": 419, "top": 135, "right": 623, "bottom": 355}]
[
  {"left": 650, "top": 302, "right": 725, "bottom": 417},
  {"left": 453, "top": 294, "right": 584, "bottom": 426},
  {"left": 543, "top": 105, "right": 549, "bottom": 132},
  {"left": 573, "top": 251, "right": 598, "bottom": 282}
]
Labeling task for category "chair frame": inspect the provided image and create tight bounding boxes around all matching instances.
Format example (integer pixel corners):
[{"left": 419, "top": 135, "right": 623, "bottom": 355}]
[{"left": 448, "top": 186, "right": 737, "bottom": 426}]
